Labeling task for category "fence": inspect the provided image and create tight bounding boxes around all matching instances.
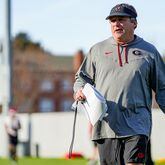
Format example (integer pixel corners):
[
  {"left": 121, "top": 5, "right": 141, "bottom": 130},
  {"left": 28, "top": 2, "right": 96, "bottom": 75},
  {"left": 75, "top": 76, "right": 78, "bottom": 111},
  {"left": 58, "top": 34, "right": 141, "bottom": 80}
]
[{"left": 0, "top": 109, "right": 164, "bottom": 160}]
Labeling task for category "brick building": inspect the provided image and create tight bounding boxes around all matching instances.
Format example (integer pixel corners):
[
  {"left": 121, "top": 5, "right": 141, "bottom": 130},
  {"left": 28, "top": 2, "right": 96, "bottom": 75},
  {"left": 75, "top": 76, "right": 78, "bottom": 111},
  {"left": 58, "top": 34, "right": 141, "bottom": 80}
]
[{"left": 12, "top": 48, "right": 84, "bottom": 113}]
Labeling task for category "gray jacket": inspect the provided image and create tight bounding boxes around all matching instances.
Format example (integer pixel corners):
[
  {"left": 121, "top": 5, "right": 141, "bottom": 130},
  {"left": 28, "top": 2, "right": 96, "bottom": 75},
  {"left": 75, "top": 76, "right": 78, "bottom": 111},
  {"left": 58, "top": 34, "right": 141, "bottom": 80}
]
[{"left": 73, "top": 35, "right": 165, "bottom": 140}]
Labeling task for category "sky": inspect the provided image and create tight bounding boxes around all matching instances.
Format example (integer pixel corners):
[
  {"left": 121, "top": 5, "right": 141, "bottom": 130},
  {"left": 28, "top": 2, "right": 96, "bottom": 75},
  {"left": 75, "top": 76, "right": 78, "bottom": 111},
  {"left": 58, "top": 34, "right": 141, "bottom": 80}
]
[{"left": 0, "top": 0, "right": 165, "bottom": 56}]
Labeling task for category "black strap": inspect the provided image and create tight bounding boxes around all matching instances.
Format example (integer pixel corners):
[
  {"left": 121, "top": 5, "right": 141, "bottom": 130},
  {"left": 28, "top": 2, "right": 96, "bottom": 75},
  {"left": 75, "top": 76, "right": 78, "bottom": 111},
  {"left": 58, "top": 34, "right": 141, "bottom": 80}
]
[{"left": 69, "top": 101, "right": 78, "bottom": 159}]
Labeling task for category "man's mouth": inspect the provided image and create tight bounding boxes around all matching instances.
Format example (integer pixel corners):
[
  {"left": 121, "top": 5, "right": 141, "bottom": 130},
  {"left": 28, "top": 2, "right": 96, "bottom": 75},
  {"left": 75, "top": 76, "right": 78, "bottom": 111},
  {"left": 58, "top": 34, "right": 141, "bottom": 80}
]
[{"left": 115, "top": 29, "right": 123, "bottom": 33}]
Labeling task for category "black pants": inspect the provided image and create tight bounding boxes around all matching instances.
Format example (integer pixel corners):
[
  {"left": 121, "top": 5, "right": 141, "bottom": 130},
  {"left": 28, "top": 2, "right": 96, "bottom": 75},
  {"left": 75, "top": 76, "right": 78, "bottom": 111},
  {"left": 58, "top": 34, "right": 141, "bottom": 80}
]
[
  {"left": 97, "top": 135, "right": 148, "bottom": 165},
  {"left": 8, "top": 135, "right": 18, "bottom": 161},
  {"left": 145, "top": 139, "right": 154, "bottom": 165}
]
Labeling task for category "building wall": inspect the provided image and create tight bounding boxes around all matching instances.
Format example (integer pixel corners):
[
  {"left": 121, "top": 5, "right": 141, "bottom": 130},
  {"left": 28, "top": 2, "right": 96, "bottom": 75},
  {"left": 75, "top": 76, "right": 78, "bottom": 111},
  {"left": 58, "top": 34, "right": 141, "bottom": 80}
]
[{"left": 12, "top": 49, "right": 82, "bottom": 113}]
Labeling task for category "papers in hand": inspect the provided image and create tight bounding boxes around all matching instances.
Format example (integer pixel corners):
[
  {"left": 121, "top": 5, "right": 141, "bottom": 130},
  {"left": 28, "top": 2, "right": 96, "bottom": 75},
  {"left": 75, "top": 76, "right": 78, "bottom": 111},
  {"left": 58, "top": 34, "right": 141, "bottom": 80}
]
[{"left": 81, "top": 83, "right": 107, "bottom": 126}]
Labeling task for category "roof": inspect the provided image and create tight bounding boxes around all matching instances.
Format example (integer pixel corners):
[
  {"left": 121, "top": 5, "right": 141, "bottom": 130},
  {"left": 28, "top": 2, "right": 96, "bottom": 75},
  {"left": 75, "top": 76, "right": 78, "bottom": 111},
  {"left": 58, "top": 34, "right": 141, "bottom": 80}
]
[{"left": 13, "top": 49, "right": 74, "bottom": 72}]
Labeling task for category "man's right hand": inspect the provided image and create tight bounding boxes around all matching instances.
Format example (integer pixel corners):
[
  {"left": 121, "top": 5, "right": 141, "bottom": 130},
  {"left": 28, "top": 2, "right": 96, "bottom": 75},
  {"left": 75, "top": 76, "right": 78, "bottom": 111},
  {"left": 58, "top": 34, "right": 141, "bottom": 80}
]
[{"left": 74, "top": 88, "right": 86, "bottom": 101}]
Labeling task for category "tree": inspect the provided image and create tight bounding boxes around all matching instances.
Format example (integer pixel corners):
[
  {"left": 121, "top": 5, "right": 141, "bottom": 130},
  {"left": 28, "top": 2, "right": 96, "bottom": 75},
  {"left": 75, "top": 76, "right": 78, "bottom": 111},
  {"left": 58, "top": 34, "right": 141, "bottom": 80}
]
[{"left": 13, "top": 32, "right": 41, "bottom": 50}]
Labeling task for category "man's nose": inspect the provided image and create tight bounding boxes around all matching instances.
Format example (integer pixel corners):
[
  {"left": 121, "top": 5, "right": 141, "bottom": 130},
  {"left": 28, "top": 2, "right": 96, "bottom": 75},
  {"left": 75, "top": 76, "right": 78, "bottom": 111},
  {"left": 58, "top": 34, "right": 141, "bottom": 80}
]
[{"left": 114, "top": 20, "right": 120, "bottom": 25}]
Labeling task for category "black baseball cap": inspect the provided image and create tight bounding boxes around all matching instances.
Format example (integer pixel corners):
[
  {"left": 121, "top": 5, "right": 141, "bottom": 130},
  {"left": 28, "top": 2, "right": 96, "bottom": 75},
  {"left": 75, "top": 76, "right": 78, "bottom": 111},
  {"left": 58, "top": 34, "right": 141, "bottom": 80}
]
[{"left": 106, "top": 3, "right": 137, "bottom": 20}]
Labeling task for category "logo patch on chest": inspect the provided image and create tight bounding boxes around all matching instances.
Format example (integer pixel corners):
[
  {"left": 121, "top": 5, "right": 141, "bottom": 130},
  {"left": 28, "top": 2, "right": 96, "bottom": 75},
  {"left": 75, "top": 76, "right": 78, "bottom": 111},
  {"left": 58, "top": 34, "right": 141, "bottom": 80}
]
[
  {"left": 104, "top": 51, "right": 113, "bottom": 56},
  {"left": 132, "top": 50, "right": 142, "bottom": 56}
]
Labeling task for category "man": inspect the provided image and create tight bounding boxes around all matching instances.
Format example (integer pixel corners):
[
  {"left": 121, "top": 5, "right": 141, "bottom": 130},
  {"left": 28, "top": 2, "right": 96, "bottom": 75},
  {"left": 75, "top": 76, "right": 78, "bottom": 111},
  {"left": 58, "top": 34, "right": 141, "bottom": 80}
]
[
  {"left": 4, "top": 107, "right": 21, "bottom": 163},
  {"left": 73, "top": 3, "right": 165, "bottom": 165}
]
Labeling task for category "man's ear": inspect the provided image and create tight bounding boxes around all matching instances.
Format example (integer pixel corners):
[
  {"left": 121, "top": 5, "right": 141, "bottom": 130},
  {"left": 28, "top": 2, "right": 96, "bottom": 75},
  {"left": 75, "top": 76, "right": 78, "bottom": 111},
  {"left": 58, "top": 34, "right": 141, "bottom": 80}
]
[
  {"left": 130, "top": 18, "right": 137, "bottom": 29},
  {"left": 132, "top": 20, "right": 137, "bottom": 29},
  {"left": 134, "top": 21, "right": 137, "bottom": 29}
]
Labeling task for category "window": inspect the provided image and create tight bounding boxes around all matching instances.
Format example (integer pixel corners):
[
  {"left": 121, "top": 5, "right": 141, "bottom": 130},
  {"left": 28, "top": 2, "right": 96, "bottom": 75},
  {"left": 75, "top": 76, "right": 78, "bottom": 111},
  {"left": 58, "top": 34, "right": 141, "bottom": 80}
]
[
  {"left": 39, "top": 98, "right": 55, "bottom": 112},
  {"left": 40, "top": 80, "right": 54, "bottom": 92},
  {"left": 61, "top": 99, "right": 73, "bottom": 112},
  {"left": 61, "top": 79, "right": 72, "bottom": 91}
]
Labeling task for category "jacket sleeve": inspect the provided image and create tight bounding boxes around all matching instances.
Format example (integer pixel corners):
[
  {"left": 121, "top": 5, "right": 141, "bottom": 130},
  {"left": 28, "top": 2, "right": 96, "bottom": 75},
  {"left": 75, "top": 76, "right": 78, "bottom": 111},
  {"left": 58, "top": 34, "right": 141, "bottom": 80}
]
[
  {"left": 151, "top": 51, "right": 165, "bottom": 112},
  {"left": 73, "top": 47, "right": 96, "bottom": 93}
]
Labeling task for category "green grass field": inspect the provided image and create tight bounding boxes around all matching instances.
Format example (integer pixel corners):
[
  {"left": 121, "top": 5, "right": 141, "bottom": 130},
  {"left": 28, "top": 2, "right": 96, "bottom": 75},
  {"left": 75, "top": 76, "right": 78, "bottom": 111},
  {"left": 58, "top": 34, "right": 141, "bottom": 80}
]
[
  {"left": 0, "top": 158, "right": 87, "bottom": 165},
  {"left": 0, "top": 158, "right": 165, "bottom": 165}
]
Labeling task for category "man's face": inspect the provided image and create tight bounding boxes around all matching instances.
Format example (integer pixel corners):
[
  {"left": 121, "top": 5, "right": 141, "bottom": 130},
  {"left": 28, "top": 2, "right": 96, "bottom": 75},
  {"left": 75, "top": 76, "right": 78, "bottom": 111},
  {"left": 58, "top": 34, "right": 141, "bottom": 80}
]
[
  {"left": 109, "top": 16, "right": 136, "bottom": 43},
  {"left": 9, "top": 110, "right": 16, "bottom": 118}
]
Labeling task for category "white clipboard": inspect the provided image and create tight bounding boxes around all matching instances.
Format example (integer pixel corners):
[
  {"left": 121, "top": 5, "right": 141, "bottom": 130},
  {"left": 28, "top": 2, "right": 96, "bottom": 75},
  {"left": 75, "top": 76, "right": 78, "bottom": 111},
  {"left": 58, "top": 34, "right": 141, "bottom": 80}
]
[{"left": 81, "top": 83, "right": 107, "bottom": 126}]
